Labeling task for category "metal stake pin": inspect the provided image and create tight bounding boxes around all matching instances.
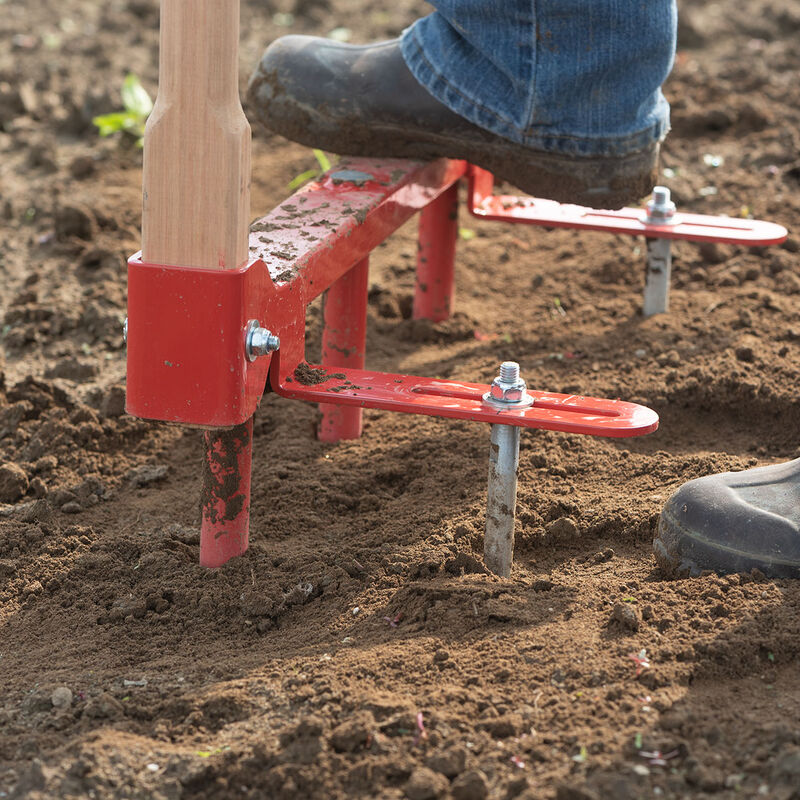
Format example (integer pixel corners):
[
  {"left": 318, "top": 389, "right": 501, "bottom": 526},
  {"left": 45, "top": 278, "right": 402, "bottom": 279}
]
[
  {"left": 642, "top": 186, "right": 678, "bottom": 318},
  {"left": 483, "top": 361, "right": 533, "bottom": 577}
]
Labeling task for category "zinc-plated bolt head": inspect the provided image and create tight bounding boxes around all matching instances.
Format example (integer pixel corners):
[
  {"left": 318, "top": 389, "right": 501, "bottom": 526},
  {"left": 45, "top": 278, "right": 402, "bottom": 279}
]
[
  {"left": 484, "top": 361, "right": 534, "bottom": 408},
  {"left": 245, "top": 320, "right": 280, "bottom": 362},
  {"left": 646, "top": 186, "right": 677, "bottom": 225}
]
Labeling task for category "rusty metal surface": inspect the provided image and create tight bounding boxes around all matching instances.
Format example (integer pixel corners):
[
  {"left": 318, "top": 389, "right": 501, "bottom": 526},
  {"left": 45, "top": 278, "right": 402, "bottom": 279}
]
[{"left": 200, "top": 418, "right": 252, "bottom": 568}]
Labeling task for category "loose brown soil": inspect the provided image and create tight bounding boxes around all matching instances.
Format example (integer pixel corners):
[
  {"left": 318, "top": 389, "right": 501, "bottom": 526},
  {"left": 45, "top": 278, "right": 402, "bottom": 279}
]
[{"left": 2, "top": 1, "right": 800, "bottom": 798}]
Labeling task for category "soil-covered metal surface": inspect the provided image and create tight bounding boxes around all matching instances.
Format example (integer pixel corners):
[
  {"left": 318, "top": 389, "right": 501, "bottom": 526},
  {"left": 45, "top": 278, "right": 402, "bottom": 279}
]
[{"left": 1, "top": 1, "right": 800, "bottom": 798}]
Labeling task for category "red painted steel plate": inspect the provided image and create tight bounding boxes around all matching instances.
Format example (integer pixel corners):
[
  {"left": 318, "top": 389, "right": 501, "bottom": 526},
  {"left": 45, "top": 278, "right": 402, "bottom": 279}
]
[
  {"left": 248, "top": 157, "right": 468, "bottom": 301},
  {"left": 126, "top": 255, "right": 273, "bottom": 426},
  {"left": 467, "top": 167, "right": 787, "bottom": 246},
  {"left": 275, "top": 365, "right": 659, "bottom": 438}
]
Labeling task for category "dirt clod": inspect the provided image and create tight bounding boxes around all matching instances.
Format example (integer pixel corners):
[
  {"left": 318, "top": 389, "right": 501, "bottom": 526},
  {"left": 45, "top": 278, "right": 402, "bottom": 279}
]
[
  {"left": 54, "top": 205, "right": 95, "bottom": 241},
  {"left": 101, "top": 385, "right": 126, "bottom": 418},
  {"left": 128, "top": 464, "right": 169, "bottom": 487},
  {"left": 451, "top": 769, "right": 490, "bottom": 800},
  {"left": 610, "top": 602, "right": 640, "bottom": 632},
  {"left": 546, "top": 516, "right": 579, "bottom": 540},
  {"left": 405, "top": 766, "right": 450, "bottom": 800},
  {"left": 426, "top": 744, "right": 468, "bottom": 778},
  {"left": 83, "top": 693, "right": 124, "bottom": 720},
  {"left": 329, "top": 711, "right": 375, "bottom": 753},
  {"left": 0, "top": 462, "right": 29, "bottom": 502}
]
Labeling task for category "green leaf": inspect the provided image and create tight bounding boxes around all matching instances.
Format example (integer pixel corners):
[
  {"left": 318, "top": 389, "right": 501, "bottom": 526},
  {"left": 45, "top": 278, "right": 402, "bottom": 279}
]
[
  {"left": 571, "top": 745, "right": 588, "bottom": 763},
  {"left": 313, "top": 149, "right": 332, "bottom": 172},
  {"left": 314, "top": 148, "right": 331, "bottom": 172},
  {"left": 288, "top": 169, "right": 319, "bottom": 192},
  {"left": 93, "top": 111, "right": 132, "bottom": 137},
  {"left": 121, "top": 74, "right": 153, "bottom": 119}
]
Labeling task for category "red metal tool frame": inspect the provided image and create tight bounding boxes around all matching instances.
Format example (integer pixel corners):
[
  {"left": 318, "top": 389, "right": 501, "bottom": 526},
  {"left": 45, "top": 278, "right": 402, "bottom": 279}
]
[{"left": 126, "top": 158, "right": 787, "bottom": 567}]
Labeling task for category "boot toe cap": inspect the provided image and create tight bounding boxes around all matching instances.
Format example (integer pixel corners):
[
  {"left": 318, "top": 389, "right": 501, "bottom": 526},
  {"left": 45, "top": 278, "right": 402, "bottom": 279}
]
[{"left": 655, "top": 463, "right": 800, "bottom": 579}]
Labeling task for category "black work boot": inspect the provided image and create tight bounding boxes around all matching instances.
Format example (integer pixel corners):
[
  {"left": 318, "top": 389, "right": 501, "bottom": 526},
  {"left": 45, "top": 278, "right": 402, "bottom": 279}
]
[
  {"left": 655, "top": 459, "right": 800, "bottom": 578},
  {"left": 247, "top": 36, "right": 659, "bottom": 209}
]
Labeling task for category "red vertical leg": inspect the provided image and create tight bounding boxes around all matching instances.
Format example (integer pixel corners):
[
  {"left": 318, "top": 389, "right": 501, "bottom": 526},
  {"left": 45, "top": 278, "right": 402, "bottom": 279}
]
[
  {"left": 413, "top": 182, "right": 459, "bottom": 322},
  {"left": 318, "top": 257, "right": 369, "bottom": 442},
  {"left": 200, "top": 417, "right": 252, "bottom": 567}
]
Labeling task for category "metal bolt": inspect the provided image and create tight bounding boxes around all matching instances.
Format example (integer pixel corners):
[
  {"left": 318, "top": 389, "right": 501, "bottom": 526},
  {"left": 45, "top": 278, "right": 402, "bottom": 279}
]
[
  {"left": 643, "top": 187, "right": 677, "bottom": 317},
  {"left": 499, "top": 361, "right": 519, "bottom": 382},
  {"left": 484, "top": 360, "right": 534, "bottom": 408},
  {"left": 123, "top": 317, "right": 128, "bottom": 343},
  {"left": 645, "top": 186, "right": 677, "bottom": 226},
  {"left": 483, "top": 361, "right": 533, "bottom": 577},
  {"left": 245, "top": 320, "right": 280, "bottom": 362}
]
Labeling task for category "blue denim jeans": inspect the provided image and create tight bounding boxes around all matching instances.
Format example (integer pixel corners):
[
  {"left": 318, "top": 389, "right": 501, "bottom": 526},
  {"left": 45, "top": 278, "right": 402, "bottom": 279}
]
[{"left": 400, "top": 1, "right": 676, "bottom": 157}]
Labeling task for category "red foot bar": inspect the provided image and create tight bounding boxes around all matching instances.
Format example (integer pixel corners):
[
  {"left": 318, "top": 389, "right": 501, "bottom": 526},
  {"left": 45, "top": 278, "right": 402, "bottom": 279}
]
[
  {"left": 467, "top": 167, "right": 787, "bottom": 245},
  {"left": 276, "top": 366, "right": 658, "bottom": 437}
]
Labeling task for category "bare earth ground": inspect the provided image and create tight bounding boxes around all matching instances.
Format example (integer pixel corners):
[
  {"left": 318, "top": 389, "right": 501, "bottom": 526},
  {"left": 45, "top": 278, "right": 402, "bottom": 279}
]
[{"left": 1, "top": 1, "right": 800, "bottom": 798}]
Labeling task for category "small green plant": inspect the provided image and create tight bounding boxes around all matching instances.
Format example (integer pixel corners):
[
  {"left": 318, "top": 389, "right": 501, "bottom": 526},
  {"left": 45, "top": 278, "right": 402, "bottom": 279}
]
[
  {"left": 288, "top": 149, "right": 332, "bottom": 191},
  {"left": 571, "top": 745, "right": 588, "bottom": 764},
  {"left": 93, "top": 74, "right": 153, "bottom": 147}
]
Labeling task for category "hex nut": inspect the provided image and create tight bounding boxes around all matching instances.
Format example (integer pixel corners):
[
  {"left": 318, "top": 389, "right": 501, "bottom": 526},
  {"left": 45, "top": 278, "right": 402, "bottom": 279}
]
[{"left": 489, "top": 380, "right": 526, "bottom": 403}]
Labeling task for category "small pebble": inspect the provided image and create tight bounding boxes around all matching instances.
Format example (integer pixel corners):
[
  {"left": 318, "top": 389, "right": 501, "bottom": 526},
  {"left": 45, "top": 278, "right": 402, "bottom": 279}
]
[{"left": 50, "top": 686, "right": 72, "bottom": 708}]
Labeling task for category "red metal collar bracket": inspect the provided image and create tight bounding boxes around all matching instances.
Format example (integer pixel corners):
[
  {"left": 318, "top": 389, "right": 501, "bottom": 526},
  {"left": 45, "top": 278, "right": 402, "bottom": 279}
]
[{"left": 126, "top": 254, "right": 273, "bottom": 427}]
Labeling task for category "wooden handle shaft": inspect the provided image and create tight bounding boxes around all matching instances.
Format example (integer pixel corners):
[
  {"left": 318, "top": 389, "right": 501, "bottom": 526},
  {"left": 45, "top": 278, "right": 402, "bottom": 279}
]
[{"left": 142, "top": 0, "right": 251, "bottom": 269}]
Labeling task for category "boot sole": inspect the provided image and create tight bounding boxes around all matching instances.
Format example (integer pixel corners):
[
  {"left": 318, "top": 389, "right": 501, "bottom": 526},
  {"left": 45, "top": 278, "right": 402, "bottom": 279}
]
[
  {"left": 248, "top": 75, "right": 658, "bottom": 209},
  {"left": 655, "top": 509, "right": 800, "bottom": 579}
]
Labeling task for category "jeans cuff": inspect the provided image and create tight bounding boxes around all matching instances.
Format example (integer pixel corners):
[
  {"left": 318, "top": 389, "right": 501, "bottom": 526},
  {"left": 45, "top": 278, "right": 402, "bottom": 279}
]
[{"left": 400, "top": 22, "right": 670, "bottom": 159}]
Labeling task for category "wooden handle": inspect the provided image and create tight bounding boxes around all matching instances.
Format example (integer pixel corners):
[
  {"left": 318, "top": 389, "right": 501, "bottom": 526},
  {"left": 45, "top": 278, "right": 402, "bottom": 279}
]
[{"left": 142, "top": 0, "right": 251, "bottom": 269}]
